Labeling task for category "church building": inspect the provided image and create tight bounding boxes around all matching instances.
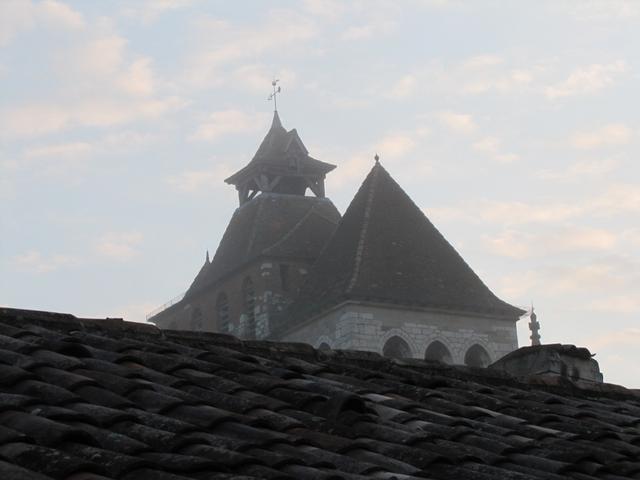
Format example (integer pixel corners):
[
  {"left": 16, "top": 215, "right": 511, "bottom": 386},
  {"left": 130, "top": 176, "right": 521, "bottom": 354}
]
[{"left": 149, "top": 111, "right": 525, "bottom": 366}]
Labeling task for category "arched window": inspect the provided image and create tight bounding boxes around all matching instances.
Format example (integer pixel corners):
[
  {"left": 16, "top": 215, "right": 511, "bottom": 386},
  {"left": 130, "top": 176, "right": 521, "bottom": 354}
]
[
  {"left": 216, "top": 292, "right": 230, "bottom": 333},
  {"left": 425, "top": 341, "right": 453, "bottom": 364},
  {"left": 190, "top": 307, "right": 203, "bottom": 331},
  {"left": 242, "top": 277, "right": 256, "bottom": 339},
  {"left": 382, "top": 336, "right": 411, "bottom": 359},
  {"left": 464, "top": 344, "right": 491, "bottom": 368}
]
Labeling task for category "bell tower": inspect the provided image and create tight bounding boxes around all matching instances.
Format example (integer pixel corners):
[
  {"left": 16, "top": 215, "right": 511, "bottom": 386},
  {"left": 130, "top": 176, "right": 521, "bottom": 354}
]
[{"left": 224, "top": 110, "right": 336, "bottom": 205}]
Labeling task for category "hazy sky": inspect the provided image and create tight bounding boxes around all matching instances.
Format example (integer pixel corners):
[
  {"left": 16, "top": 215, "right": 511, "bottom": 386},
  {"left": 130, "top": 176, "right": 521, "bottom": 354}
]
[{"left": 1, "top": 0, "right": 639, "bottom": 387}]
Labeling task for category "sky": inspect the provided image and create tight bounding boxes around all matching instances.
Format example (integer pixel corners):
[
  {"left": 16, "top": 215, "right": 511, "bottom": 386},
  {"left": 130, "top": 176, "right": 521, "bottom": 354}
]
[{"left": 1, "top": 0, "right": 639, "bottom": 387}]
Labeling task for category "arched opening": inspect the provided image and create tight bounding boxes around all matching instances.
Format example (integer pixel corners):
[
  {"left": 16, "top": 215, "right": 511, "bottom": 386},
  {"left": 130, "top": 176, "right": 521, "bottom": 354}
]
[
  {"left": 424, "top": 341, "right": 453, "bottom": 364},
  {"left": 242, "top": 277, "right": 256, "bottom": 339},
  {"left": 216, "top": 292, "right": 230, "bottom": 333},
  {"left": 318, "top": 342, "right": 331, "bottom": 351},
  {"left": 382, "top": 336, "right": 411, "bottom": 359},
  {"left": 190, "top": 307, "right": 203, "bottom": 331},
  {"left": 464, "top": 344, "right": 491, "bottom": 368}
]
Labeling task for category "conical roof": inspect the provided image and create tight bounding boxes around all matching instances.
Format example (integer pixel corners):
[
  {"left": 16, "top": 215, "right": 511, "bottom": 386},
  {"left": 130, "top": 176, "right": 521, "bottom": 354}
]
[
  {"left": 225, "top": 111, "right": 335, "bottom": 185},
  {"left": 289, "top": 162, "right": 524, "bottom": 321},
  {"left": 184, "top": 194, "right": 341, "bottom": 298}
]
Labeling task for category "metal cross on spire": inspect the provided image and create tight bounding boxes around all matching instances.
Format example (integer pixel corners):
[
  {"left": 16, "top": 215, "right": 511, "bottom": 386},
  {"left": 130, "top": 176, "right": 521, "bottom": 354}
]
[{"left": 268, "top": 79, "right": 281, "bottom": 111}]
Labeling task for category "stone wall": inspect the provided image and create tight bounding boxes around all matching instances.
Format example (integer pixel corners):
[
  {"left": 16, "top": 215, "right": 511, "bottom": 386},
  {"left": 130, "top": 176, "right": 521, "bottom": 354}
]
[
  {"left": 281, "top": 301, "right": 519, "bottom": 365},
  {"left": 150, "top": 257, "right": 313, "bottom": 340}
]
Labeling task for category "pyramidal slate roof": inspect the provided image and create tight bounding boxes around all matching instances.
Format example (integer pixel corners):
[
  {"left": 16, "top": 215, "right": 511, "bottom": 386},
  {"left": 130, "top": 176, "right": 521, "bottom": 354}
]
[
  {"left": 185, "top": 194, "right": 341, "bottom": 298},
  {"left": 1, "top": 307, "right": 639, "bottom": 480},
  {"left": 225, "top": 112, "right": 336, "bottom": 185},
  {"left": 290, "top": 162, "right": 524, "bottom": 321}
]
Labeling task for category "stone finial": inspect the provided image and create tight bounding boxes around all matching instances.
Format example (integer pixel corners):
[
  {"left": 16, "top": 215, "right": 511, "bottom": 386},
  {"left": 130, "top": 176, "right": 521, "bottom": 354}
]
[
  {"left": 206, "top": 250, "right": 210, "bottom": 263},
  {"left": 529, "top": 305, "right": 541, "bottom": 346},
  {"left": 374, "top": 153, "right": 380, "bottom": 164}
]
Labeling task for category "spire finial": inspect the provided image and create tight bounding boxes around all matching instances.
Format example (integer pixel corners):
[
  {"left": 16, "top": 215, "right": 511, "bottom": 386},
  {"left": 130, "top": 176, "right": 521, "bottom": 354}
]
[
  {"left": 268, "top": 78, "right": 281, "bottom": 112},
  {"left": 205, "top": 250, "right": 210, "bottom": 263},
  {"left": 374, "top": 153, "right": 380, "bottom": 164},
  {"left": 529, "top": 303, "right": 541, "bottom": 346}
]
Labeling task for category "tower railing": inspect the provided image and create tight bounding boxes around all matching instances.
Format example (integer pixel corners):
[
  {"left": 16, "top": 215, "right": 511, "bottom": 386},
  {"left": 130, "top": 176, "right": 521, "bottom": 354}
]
[{"left": 145, "top": 291, "right": 186, "bottom": 321}]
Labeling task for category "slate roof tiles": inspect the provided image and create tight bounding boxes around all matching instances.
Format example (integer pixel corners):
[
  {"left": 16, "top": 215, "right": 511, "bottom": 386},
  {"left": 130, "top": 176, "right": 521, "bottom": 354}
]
[
  {"left": 1, "top": 307, "right": 639, "bottom": 479},
  {"left": 289, "top": 163, "right": 524, "bottom": 324}
]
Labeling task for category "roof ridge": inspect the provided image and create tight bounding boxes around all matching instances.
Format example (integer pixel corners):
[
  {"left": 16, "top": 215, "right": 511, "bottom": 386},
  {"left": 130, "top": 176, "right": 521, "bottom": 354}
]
[{"left": 346, "top": 164, "right": 379, "bottom": 293}]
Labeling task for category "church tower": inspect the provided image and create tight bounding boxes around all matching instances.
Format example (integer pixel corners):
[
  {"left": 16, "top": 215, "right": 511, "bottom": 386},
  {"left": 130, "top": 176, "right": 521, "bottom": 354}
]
[{"left": 149, "top": 111, "right": 341, "bottom": 338}]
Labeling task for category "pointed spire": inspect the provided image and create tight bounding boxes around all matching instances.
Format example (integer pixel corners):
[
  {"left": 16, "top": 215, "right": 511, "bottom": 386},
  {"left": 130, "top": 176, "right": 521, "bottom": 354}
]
[
  {"left": 205, "top": 250, "right": 210, "bottom": 264},
  {"left": 529, "top": 304, "right": 541, "bottom": 346},
  {"left": 271, "top": 109, "right": 283, "bottom": 130}
]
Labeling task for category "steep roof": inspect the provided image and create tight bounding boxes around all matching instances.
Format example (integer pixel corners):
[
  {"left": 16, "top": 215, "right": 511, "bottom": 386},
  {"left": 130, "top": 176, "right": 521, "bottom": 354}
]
[
  {"left": 225, "top": 111, "right": 336, "bottom": 186},
  {"left": 290, "top": 162, "right": 524, "bottom": 321},
  {"left": 185, "top": 194, "right": 341, "bottom": 298},
  {"left": 1, "top": 307, "right": 639, "bottom": 480}
]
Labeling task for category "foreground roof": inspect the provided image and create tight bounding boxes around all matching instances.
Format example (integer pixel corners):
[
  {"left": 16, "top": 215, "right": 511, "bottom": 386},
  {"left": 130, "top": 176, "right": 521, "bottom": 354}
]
[
  {"left": 1, "top": 307, "right": 639, "bottom": 480},
  {"left": 291, "top": 163, "right": 524, "bottom": 321},
  {"left": 184, "top": 194, "right": 341, "bottom": 298}
]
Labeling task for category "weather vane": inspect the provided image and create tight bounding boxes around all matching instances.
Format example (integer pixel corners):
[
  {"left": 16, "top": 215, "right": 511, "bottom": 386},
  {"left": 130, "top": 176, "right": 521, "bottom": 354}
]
[{"left": 268, "top": 79, "right": 281, "bottom": 111}]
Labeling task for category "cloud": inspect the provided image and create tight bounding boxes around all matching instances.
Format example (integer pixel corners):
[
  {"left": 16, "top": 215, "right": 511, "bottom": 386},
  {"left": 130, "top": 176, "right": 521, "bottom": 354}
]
[
  {"left": 190, "top": 110, "right": 269, "bottom": 142},
  {"left": 472, "top": 136, "right": 519, "bottom": 163},
  {"left": 185, "top": 11, "right": 317, "bottom": 87},
  {"left": 38, "top": 0, "right": 85, "bottom": 30},
  {"left": 553, "top": 1, "right": 640, "bottom": 22},
  {"left": 121, "top": 0, "right": 197, "bottom": 24},
  {"left": 428, "top": 200, "right": 583, "bottom": 226},
  {"left": 482, "top": 227, "right": 618, "bottom": 259},
  {"left": 167, "top": 165, "right": 234, "bottom": 193},
  {"left": 12, "top": 250, "right": 80, "bottom": 274},
  {"left": 23, "top": 141, "right": 93, "bottom": 159},
  {"left": 0, "top": 0, "right": 84, "bottom": 47},
  {"left": 0, "top": 97, "right": 185, "bottom": 139},
  {"left": 388, "top": 75, "right": 418, "bottom": 99},
  {"left": 437, "top": 111, "right": 477, "bottom": 134},
  {"left": 570, "top": 124, "right": 632, "bottom": 149},
  {"left": 545, "top": 61, "right": 627, "bottom": 99},
  {"left": 498, "top": 256, "right": 638, "bottom": 299},
  {"left": 538, "top": 158, "right": 619, "bottom": 181},
  {"left": 376, "top": 133, "right": 416, "bottom": 158},
  {"left": 95, "top": 232, "right": 144, "bottom": 260},
  {"left": 588, "top": 298, "right": 640, "bottom": 315}
]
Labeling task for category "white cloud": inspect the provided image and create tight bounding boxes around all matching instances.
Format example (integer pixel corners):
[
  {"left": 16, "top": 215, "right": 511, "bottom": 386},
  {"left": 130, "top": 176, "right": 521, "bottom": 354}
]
[
  {"left": 190, "top": 110, "right": 268, "bottom": 142},
  {"left": 12, "top": 250, "right": 80, "bottom": 273},
  {"left": 0, "top": 97, "right": 185, "bottom": 138},
  {"left": 95, "top": 232, "right": 144, "bottom": 260},
  {"left": 185, "top": 11, "right": 317, "bottom": 87},
  {"left": 376, "top": 133, "right": 416, "bottom": 159},
  {"left": 538, "top": 158, "right": 619, "bottom": 181},
  {"left": 167, "top": 165, "right": 234, "bottom": 193},
  {"left": 545, "top": 61, "right": 627, "bottom": 99},
  {"left": 482, "top": 227, "right": 618, "bottom": 259},
  {"left": 122, "top": 0, "right": 197, "bottom": 24},
  {"left": 588, "top": 298, "right": 640, "bottom": 315},
  {"left": 437, "top": 111, "right": 477, "bottom": 134},
  {"left": 24, "top": 142, "right": 93, "bottom": 159},
  {"left": 388, "top": 75, "right": 418, "bottom": 99},
  {"left": 472, "top": 136, "right": 519, "bottom": 163},
  {"left": 0, "top": 0, "right": 84, "bottom": 47},
  {"left": 570, "top": 124, "right": 632, "bottom": 149},
  {"left": 38, "top": 0, "right": 85, "bottom": 30}
]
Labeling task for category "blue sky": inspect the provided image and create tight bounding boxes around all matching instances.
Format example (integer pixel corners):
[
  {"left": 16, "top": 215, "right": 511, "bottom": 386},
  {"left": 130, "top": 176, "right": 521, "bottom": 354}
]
[{"left": 1, "top": 0, "right": 639, "bottom": 387}]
